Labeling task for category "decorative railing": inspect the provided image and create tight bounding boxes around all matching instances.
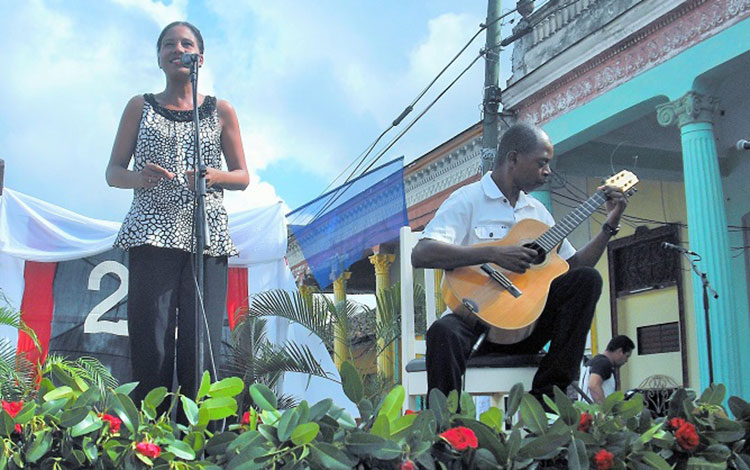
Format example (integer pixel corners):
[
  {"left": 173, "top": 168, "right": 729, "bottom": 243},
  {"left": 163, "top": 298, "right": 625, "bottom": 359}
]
[{"left": 530, "top": 0, "right": 599, "bottom": 46}]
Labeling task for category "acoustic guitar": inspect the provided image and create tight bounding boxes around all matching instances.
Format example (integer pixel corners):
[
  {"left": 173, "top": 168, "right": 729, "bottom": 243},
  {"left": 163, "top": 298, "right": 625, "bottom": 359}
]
[{"left": 442, "top": 170, "right": 639, "bottom": 345}]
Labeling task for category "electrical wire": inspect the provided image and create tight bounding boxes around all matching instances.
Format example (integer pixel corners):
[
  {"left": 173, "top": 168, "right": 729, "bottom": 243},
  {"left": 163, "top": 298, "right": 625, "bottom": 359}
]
[
  {"left": 307, "top": 52, "right": 484, "bottom": 224},
  {"left": 299, "top": 7, "right": 524, "bottom": 226},
  {"left": 363, "top": 54, "right": 484, "bottom": 176},
  {"left": 297, "top": 0, "right": 600, "bottom": 230}
]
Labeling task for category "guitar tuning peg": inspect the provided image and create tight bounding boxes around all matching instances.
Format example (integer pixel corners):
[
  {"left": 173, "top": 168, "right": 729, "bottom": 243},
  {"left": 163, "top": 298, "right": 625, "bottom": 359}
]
[{"left": 626, "top": 188, "right": 637, "bottom": 196}]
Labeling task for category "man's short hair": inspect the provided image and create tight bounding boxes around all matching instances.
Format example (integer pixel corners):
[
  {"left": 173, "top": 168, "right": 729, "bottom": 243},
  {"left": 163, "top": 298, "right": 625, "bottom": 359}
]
[
  {"left": 495, "top": 123, "right": 543, "bottom": 166},
  {"left": 606, "top": 335, "right": 635, "bottom": 354}
]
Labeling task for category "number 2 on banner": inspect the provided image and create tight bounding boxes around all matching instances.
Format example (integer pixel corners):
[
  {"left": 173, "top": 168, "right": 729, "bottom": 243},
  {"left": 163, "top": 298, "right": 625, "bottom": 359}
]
[{"left": 84, "top": 261, "right": 129, "bottom": 336}]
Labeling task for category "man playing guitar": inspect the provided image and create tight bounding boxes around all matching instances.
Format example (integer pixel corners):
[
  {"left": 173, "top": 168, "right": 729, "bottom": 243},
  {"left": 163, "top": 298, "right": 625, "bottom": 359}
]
[{"left": 411, "top": 123, "right": 628, "bottom": 403}]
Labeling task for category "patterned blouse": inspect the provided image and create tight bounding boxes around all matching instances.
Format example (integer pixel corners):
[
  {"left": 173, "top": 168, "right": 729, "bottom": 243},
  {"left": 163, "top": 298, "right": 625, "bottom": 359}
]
[{"left": 114, "top": 94, "right": 238, "bottom": 257}]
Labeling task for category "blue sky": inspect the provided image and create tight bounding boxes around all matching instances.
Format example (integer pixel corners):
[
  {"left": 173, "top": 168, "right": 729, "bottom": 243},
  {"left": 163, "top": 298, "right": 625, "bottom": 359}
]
[{"left": 1, "top": 0, "right": 518, "bottom": 220}]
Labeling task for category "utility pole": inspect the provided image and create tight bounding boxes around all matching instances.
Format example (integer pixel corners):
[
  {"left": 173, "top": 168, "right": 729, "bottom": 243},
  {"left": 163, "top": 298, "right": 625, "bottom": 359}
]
[{"left": 481, "top": 0, "right": 502, "bottom": 174}]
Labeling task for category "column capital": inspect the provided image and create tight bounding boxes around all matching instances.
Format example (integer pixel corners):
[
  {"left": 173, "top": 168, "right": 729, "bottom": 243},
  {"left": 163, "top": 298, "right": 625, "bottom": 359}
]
[
  {"left": 656, "top": 91, "right": 719, "bottom": 128},
  {"left": 369, "top": 253, "right": 395, "bottom": 275},
  {"left": 332, "top": 271, "right": 352, "bottom": 291}
]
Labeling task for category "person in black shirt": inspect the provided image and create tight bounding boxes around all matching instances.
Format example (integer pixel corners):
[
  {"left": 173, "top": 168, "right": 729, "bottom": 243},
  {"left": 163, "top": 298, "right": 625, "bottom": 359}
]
[{"left": 580, "top": 335, "right": 634, "bottom": 403}]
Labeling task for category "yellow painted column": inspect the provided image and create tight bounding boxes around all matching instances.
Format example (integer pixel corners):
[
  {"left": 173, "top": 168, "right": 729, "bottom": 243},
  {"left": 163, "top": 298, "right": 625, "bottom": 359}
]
[
  {"left": 434, "top": 269, "right": 445, "bottom": 315},
  {"left": 332, "top": 271, "right": 351, "bottom": 369},
  {"left": 590, "top": 317, "right": 599, "bottom": 356},
  {"left": 370, "top": 253, "right": 396, "bottom": 381},
  {"left": 298, "top": 284, "right": 315, "bottom": 299}
]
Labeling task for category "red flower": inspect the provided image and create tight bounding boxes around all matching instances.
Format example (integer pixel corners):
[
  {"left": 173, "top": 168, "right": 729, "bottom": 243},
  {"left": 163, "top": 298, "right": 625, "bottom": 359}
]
[
  {"left": 675, "top": 422, "right": 699, "bottom": 451},
  {"left": 135, "top": 442, "right": 161, "bottom": 459},
  {"left": 400, "top": 460, "right": 415, "bottom": 470},
  {"left": 668, "top": 417, "right": 686, "bottom": 430},
  {"left": 99, "top": 413, "right": 121, "bottom": 433},
  {"left": 14, "top": 424, "right": 22, "bottom": 434},
  {"left": 593, "top": 449, "right": 614, "bottom": 470},
  {"left": 241, "top": 411, "right": 251, "bottom": 425},
  {"left": 578, "top": 412, "right": 593, "bottom": 432},
  {"left": 439, "top": 426, "right": 478, "bottom": 451},
  {"left": 404, "top": 409, "right": 418, "bottom": 415},
  {"left": 2, "top": 400, "right": 23, "bottom": 418}
]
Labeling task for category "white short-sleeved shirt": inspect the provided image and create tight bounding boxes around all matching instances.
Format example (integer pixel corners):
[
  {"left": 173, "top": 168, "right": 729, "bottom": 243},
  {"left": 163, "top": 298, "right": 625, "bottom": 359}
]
[{"left": 421, "top": 171, "right": 576, "bottom": 260}]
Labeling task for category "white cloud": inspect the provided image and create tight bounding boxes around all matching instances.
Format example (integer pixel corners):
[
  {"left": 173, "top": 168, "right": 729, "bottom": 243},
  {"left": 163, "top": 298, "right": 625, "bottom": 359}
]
[
  {"left": 410, "top": 13, "right": 481, "bottom": 84},
  {"left": 202, "top": 1, "right": 484, "bottom": 184},
  {"left": 0, "top": 0, "right": 493, "bottom": 219},
  {"left": 109, "top": 0, "right": 187, "bottom": 26},
  {"left": 0, "top": 0, "right": 281, "bottom": 219},
  {"left": 224, "top": 179, "right": 286, "bottom": 215}
]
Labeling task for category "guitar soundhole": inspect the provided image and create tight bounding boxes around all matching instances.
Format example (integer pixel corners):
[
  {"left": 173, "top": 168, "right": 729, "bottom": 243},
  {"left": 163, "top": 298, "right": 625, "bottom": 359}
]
[{"left": 523, "top": 242, "right": 547, "bottom": 265}]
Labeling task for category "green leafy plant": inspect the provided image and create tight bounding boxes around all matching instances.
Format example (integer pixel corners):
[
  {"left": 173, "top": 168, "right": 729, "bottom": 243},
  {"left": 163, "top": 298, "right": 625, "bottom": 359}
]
[
  {"left": 244, "top": 283, "right": 423, "bottom": 406},
  {"left": 223, "top": 315, "right": 335, "bottom": 411},
  {"left": 4, "top": 289, "right": 750, "bottom": 469},
  {"left": 2, "top": 357, "right": 750, "bottom": 470},
  {"left": 0, "top": 303, "right": 40, "bottom": 401}
]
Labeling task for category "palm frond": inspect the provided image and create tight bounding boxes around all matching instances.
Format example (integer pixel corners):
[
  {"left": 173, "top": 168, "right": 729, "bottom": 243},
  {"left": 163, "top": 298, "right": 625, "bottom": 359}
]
[
  {"left": 230, "top": 315, "right": 269, "bottom": 348},
  {"left": 328, "top": 299, "right": 362, "bottom": 348},
  {"left": 75, "top": 356, "right": 119, "bottom": 391},
  {"left": 0, "top": 339, "right": 34, "bottom": 400},
  {"left": 244, "top": 290, "right": 334, "bottom": 343},
  {"left": 0, "top": 305, "right": 40, "bottom": 351},
  {"left": 42, "top": 354, "right": 118, "bottom": 397},
  {"left": 0, "top": 337, "right": 19, "bottom": 372},
  {"left": 276, "top": 394, "right": 299, "bottom": 410},
  {"left": 223, "top": 314, "right": 335, "bottom": 392},
  {"left": 413, "top": 282, "right": 428, "bottom": 335},
  {"left": 0, "top": 305, "right": 23, "bottom": 329},
  {"left": 251, "top": 341, "right": 333, "bottom": 381},
  {"left": 372, "top": 283, "right": 402, "bottom": 350}
]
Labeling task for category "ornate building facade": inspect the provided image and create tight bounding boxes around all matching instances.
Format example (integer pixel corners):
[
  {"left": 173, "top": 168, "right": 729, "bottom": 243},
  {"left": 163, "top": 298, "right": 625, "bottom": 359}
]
[{"left": 289, "top": 0, "right": 750, "bottom": 397}]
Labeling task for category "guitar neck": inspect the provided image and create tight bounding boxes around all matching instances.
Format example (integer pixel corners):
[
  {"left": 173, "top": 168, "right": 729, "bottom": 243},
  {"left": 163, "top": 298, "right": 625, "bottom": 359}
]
[{"left": 536, "top": 190, "right": 608, "bottom": 253}]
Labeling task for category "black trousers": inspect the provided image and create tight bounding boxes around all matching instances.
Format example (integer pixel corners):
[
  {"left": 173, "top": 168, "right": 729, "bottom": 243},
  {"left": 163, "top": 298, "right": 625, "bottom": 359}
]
[
  {"left": 127, "top": 245, "right": 228, "bottom": 405},
  {"left": 426, "top": 266, "right": 602, "bottom": 401}
]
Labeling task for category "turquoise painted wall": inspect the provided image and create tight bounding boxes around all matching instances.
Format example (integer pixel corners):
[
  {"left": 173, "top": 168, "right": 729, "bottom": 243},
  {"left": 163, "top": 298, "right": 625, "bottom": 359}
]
[{"left": 540, "top": 17, "right": 750, "bottom": 398}]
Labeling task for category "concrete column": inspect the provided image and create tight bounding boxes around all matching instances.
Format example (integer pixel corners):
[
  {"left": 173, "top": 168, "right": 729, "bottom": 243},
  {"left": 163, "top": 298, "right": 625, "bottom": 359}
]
[
  {"left": 657, "top": 91, "right": 743, "bottom": 395},
  {"left": 332, "top": 271, "right": 351, "bottom": 369},
  {"left": 369, "top": 253, "right": 396, "bottom": 381}
]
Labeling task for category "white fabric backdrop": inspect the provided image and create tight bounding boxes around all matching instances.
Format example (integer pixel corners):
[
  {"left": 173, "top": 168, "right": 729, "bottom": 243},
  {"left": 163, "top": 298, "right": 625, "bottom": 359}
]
[{"left": 0, "top": 188, "right": 356, "bottom": 415}]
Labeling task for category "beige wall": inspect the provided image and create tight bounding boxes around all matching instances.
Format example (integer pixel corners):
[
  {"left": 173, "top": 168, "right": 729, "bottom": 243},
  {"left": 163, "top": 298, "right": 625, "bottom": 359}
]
[
  {"left": 552, "top": 177, "right": 701, "bottom": 390},
  {"left": 616, "top": 288, "right": 682, "bottom": 388}
]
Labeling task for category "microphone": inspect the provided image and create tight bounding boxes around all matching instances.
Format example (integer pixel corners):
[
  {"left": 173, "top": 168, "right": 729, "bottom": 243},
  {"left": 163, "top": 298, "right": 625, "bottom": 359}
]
[
  {"left": 661, "top": 242, "right": 698, "bottom": 256},
  {"left": 736, "top": 139, "right": 750, "bottom": 150},
  {"left": 181, "top": 53, "right": 200, "bottom": 67}
]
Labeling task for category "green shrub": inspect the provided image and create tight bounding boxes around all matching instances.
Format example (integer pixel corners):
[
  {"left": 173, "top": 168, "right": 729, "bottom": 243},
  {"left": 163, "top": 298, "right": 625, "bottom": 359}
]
[{"left": 3, "top": 360, "right": 750, "bottom": 470}]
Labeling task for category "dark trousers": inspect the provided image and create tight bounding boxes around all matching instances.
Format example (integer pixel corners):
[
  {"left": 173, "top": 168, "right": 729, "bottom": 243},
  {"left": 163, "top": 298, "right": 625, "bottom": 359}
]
[
  {"left": 426, "top": 266, "right": 602, "bottom": 401},
  {"left": 128, "top": 245, "right": 228, "bottom": 405}
]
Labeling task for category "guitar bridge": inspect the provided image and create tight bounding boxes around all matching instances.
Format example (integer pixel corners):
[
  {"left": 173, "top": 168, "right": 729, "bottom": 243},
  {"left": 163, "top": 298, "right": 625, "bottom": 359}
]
[
  {"left": 462, "top": 299, "right": 479, "bottom": 314},
  {"left": 480, "top": 264, "right": 523, "bottom": 298}
]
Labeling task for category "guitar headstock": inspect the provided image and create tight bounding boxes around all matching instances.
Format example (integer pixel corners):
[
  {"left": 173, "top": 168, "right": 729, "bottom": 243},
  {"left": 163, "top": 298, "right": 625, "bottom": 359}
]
[{"left": 604, "top": 170, "right": 639, "bottom": 193}]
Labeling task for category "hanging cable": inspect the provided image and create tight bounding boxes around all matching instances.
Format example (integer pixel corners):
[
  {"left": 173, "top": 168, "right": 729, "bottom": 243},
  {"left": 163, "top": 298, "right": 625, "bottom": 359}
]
[
  {"left": 303, "top": 6, "right": 523, "bottom": 220},
  {"left": 308, "top": 52, "right": 484, "bottom": 224}
]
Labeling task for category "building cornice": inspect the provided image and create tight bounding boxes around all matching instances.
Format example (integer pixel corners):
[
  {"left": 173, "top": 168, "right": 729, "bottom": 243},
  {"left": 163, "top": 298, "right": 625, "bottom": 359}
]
[
  {"left": 404, "top": 137, "right": 482, "bottom": 208},
  {"left": 506, "top": 0, "right": 750, "bottom": 125},
  {"left": 505, "top": 0, "right": 683, "bottom": 106}
]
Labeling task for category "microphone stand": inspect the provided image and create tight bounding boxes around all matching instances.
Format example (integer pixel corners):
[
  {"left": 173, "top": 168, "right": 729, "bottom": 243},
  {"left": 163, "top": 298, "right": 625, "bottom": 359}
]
[
  {"left": 189, "top": 58, "right": 207, "bottom": 397},
  {"left": 684, "top": 251, "right": 719, "bottom": 385}
]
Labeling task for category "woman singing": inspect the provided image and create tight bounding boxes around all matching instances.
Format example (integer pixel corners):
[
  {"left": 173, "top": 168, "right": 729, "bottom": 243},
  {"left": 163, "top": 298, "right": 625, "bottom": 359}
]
[{"left": 106, "top": 21, "right": 249, "bottom": 404}]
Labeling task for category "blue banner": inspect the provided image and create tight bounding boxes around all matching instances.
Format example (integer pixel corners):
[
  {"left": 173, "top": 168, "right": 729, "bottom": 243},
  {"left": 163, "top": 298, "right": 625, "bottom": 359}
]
[{"left": 288, "top": 158, "right": 408, "bottom": 288}]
